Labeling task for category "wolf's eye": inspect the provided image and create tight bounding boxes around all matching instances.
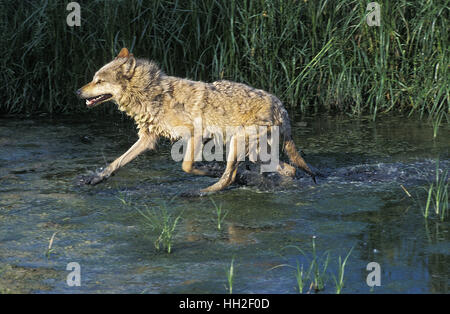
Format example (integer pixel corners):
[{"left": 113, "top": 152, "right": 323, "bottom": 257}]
[{"left": 96, "top": 79, "right": 103, "bottom": 85}]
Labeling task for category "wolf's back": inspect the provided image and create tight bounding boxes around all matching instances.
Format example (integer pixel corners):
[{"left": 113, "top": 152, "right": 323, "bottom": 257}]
[{"left": 199, "top": 80, "right": 290, "bottom": 131}]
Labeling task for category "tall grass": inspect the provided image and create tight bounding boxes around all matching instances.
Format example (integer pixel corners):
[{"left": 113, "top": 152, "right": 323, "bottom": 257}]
[
  {"left": 430, "top": 110, "right": 448, "bottom": 138},
  {"left": 1, "top": 0, "right": 448, "bottom": 118}
]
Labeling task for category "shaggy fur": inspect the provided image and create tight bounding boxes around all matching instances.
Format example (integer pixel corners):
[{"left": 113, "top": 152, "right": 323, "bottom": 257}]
[{"left": 77, "top": 48, "right": 315, "bottom": 193}]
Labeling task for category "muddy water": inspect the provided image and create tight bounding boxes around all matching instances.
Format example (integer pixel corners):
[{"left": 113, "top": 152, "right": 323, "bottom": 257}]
[{"left": 0, "top": 115, "right": 448, "bottom": 293}]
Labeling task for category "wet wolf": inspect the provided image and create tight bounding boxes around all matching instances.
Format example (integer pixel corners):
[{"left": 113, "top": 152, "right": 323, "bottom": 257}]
[{"left": 77, "top": 48, "right": 315, "bottom": 194}]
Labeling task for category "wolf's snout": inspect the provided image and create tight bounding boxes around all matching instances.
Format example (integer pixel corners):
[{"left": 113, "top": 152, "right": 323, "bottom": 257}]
[{"left": 75, "top": 89, "right": 82, "bottom": 98}]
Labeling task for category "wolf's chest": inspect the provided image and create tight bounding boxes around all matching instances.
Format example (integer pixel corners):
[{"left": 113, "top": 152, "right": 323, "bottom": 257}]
[{"left": 133, "top": 112, "right": 176, "bottom": 140}]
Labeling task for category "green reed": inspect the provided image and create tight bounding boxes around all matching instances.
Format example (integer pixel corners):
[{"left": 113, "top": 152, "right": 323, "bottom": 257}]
[
  {"left": 226, "top": 257, "right": 234, "bottom": 294},
  {"left": 1, "top": 0, "right": 448, "bottom": 118},
  {"left": 412, "top": 159, "right": 449, "bottom": 222},
  {"left": 332, "top": 247, "right": 353, "bottom": 294},
  {"left": 430, "top": 110, "right": 448, "bottom": 139},
  {"left": 135, "top": 201, "right": 183, "bottom": 254},
  {"left": 421, "top": 160, "right": 448, "bottom": 221},
  {"left": 273, "top": 237, "right": 353, "bottom": 293},
  {"left": 210, "top": 197, "right": 228, "bottom": 231}
]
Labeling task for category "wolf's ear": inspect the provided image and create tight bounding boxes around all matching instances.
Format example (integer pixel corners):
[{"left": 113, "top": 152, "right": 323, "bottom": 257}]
[
  {"left": 121, "top": 55, "right": 136, "bottom": 79},
  {"left": 116, "top": 47, "right": 130, "bottom": 59}
]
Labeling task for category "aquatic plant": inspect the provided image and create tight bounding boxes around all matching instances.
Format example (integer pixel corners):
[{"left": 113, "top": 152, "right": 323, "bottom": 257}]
[
  {"left": 294, "top": 262, "right": 306, "bottom": 294},
  {"left": 1, "top": 0, "right": 447, "bottom": 119},
  {"left": 115, "top": 190, "right": 132, "bottom": 206},
  {"left": 45, "top": 232, "right": 58, "bottom": 259},
  {"left": 421, "top": 161, "right": 448, "bottom": 221},
  {"left": 273, "top": 237, "right": 353, "bottom": 294},
  {"left": 226, "top": 258, "right": 234, "bottom": 294},
  {"left": 430, "top": 111, "right": 448, "bottom": 139},
  {"left": 309, "top": 236, "right": 329, "bottom": 292},
  {"left": 135, "top": 201, "right": 182, "bottom": 254},
  {"left": 117, "top": 193, "right": 182, "bottom": 253},
  {"left": 332, "top": 247, "right": 354, "bottom": 294},
  {"left": 210, "top": 197, "right": 228, "bottom": 231}
]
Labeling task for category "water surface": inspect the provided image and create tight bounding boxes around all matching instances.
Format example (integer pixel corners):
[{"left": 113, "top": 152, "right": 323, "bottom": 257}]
[{"left": 0, "top": 115, "right": 448, "bottom": 293}]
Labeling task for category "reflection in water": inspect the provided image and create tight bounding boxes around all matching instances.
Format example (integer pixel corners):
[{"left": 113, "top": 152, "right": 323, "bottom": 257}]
[{"left": 424, "top": 220, "right": 449, "bottom": 293}]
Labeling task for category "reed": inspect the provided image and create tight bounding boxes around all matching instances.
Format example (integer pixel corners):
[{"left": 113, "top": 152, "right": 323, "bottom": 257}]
[
  {"left": 417, "top": 159, "right": 448, "bottom": 221},
  {"left": 332, "top": 247, "right": 353, "bottom": 294},
  {"left": 1, "top": 0, "right": 447, "bottom": 119},
  {"left": 226, "top": 257, "right": 234, "bottom": 294},
  {"left": 272, "top": 236, "right": 353, "bottom": 293},
  {"left": 430, "top": 110, "right": 448, "bottom": 139},
  {"left": 135, "top": 201, "right": 182, "bottom": 254},
  {"left": 210, "top": 197, "right": 228, "bottom": 231}
]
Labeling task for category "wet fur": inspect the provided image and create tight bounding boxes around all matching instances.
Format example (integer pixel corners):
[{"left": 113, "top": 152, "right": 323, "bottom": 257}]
[{"left": 77, "top": 48, "right": 315, "bottom": 193}]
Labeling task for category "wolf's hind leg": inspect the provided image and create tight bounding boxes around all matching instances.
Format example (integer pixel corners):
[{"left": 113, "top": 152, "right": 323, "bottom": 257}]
[
  {"left": 284, "top": 139, "right": 316, "bottom": 183},
  {"left": 86, "top": 133, "right": 158, "bottom": 185},
  {"left": 200, "top": 135, "right": 240, "bottom": 193}
]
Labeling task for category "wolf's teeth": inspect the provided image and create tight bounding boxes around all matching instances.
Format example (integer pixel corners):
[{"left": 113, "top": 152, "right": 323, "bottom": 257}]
[{"left": 85, "top": 94, "right": 110, "bottom": 106}]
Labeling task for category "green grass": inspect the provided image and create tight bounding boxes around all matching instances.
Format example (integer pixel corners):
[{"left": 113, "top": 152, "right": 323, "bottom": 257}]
[
  {"left": 419, "top": 160, "right": 448, "bottom": 221},
  {"left": 430, "top": 110, "right": 448, "bottom": 139},
  {"left": 332, "top": 247, "right": 353, "bottom": 294},
  {"left": 210, "top": 197, "right": 228, "bottom": 230},
  {"left": 294, "top": 261, "right": 306, "bottom": 294},
  {"left": 132, "top": 200, "right": 182, "bottom": 254},
  {"left": 226, "top": 257, "right": 234, "bottom": 294},
  {"left": 138, "top": 204, "right": 182, "bottom": 254},
  {"left": 116, "top": 194, "right": 183, "bottom": 253},
  {"left": 273, "top": 237, "right": 353, "bottom": 293},
  {"left": 1, "top": 0, "right": 448, "bottom": 118}
]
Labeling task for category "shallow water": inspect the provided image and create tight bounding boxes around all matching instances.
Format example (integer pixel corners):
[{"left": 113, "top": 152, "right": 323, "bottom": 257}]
[{"left": 0, "top": 115, "right": 448, "bottom": 293}]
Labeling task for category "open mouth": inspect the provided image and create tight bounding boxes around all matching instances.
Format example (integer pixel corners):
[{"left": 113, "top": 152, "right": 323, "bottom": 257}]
[{"left": 85, "top": 94, "right": 112, "bottom": 107}]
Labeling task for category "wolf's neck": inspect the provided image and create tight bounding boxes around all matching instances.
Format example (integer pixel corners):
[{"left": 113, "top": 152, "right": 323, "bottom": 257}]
[{"left": 117, "top": 60, "right": 163, "bottom": 120}]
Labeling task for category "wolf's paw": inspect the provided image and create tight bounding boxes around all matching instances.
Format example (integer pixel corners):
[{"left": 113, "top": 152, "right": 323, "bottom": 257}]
[
  {"left": 78, "top": 173, "right": 106, "bottom": 185},
  {"left": 87, "top": 175, "right": 105, "bottom": 185},
  {"left": 179, "top": 189, "right": 212, "bottom": 198}
]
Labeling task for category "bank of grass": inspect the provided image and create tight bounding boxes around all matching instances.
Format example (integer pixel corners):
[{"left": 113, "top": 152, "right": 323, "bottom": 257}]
[{"left": 1, "top": 0, "right": 448, "bottom": 119}]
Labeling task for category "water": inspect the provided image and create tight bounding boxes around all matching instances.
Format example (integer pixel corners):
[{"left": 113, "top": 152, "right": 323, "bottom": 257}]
[{"left": 0, "top": 115, "right": 448, "bottom": 293}]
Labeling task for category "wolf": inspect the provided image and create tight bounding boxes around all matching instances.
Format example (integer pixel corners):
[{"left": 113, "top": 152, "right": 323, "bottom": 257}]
[{"left": 77, "top": 48, "right": 316, "bottom": 194}]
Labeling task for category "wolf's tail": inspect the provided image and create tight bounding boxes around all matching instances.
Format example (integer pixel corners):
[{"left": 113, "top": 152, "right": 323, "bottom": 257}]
[{"left": 284, "top": 139, "right": 316, "bottom": 183}]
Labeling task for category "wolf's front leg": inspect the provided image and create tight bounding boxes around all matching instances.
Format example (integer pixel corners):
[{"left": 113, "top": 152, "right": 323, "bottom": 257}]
[{"left": 85, "top": 133, "right": 158, "bottom": 185}]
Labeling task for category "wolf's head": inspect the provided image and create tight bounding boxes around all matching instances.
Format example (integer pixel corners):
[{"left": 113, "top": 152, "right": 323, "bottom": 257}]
[{"left": 76, "top": 48, "right": 137, "bottom": 108}]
